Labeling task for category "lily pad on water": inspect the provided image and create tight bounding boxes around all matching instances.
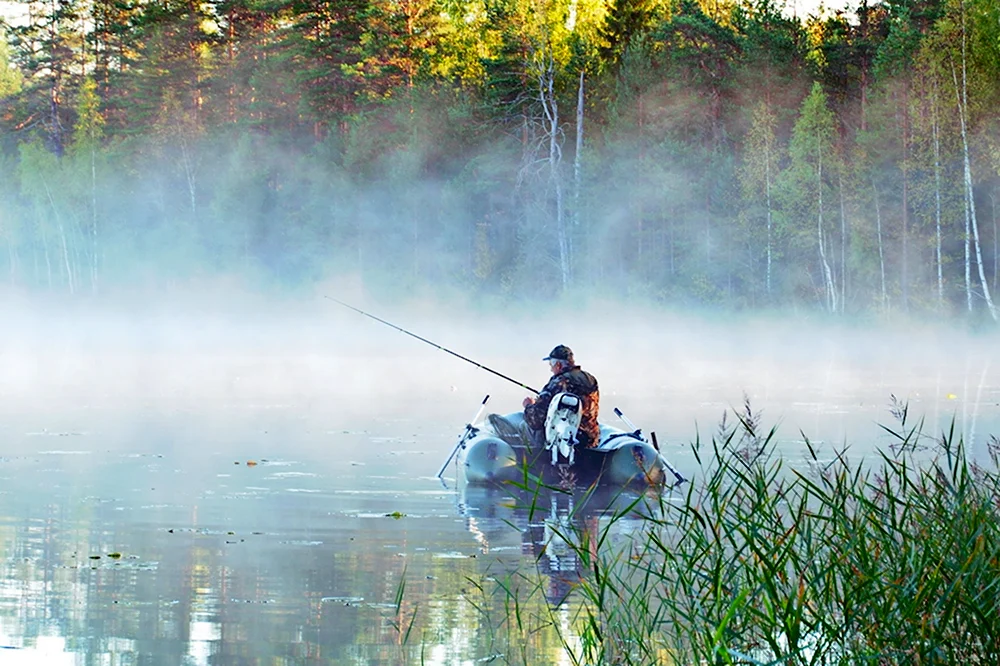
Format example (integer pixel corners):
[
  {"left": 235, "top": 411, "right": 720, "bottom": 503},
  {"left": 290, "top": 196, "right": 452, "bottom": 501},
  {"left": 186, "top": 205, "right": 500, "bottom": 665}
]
[{"left": 385, "top": 511, "right": 405, "bottom": 519}]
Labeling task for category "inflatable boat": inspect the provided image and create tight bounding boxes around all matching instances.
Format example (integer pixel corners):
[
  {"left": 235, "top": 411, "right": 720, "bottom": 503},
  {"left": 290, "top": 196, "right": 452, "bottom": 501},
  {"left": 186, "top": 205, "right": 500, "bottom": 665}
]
[{"left": 439, "top": 396, "right": 685, "bottom": 489}]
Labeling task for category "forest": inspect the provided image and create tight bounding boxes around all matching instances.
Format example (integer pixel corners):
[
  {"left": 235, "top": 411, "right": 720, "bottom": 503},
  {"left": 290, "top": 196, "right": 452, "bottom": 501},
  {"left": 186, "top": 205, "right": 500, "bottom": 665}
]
[{"left": 0, "top": 0, "right": 998, "bottom": 319}]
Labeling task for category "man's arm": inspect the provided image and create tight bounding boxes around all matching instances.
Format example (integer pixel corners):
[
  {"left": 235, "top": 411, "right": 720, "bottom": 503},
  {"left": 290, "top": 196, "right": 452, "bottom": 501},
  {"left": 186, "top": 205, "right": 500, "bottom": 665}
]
[{"left": 524, "top": 376, "right": 563, "bottom": 430}]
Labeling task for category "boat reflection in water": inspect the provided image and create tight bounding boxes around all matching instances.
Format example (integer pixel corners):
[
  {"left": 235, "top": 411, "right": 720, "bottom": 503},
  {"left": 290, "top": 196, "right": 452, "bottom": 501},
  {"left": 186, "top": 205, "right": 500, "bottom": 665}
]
[{"left": 458, "top": 481, "right": 662, "bottom": 607}]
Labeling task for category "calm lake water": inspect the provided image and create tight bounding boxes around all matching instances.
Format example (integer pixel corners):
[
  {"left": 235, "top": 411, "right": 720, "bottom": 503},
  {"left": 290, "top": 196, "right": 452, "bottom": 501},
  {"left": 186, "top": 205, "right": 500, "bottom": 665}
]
[{"left": 1, "top": 305, "right": 997, "bottom": 664}]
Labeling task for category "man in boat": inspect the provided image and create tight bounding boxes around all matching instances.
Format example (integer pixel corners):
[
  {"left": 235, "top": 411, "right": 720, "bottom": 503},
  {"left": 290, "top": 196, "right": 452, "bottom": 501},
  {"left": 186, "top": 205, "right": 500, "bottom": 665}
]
[{"left": 522, "top": 345, "right": 600, "bottom": 449}]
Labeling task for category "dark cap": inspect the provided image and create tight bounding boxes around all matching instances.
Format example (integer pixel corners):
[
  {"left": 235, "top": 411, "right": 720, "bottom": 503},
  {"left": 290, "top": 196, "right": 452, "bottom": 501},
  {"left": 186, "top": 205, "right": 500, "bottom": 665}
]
[{"left": 543, "top": 345, "right": 574, "bottom": 364}]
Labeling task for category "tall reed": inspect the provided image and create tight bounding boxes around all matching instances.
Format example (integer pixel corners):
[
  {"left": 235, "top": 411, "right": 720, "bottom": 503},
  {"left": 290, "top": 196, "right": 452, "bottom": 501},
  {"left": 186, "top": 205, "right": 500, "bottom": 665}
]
[{"left": 485, "top": 398, "right": 1000, "bottom": 665}]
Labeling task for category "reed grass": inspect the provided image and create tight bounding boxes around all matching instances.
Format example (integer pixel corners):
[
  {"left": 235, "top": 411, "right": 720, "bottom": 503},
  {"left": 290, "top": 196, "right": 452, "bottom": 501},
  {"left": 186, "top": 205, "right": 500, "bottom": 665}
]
[{"left": 481, "top": 398, "right": 1000, "bottom": 665}]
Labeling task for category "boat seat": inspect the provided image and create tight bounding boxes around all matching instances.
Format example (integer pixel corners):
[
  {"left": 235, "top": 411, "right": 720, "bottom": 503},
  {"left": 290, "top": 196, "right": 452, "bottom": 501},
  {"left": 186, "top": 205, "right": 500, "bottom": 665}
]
[{"left": 488, "top": 413, "right": 531, "bottom": 447}]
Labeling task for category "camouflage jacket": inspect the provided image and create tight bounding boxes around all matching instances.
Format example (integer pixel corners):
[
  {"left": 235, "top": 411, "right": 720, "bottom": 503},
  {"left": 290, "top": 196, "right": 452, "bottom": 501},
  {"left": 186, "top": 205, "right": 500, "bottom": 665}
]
[{"left": 524, "top": 366, "right": 600, "bottom": 448}]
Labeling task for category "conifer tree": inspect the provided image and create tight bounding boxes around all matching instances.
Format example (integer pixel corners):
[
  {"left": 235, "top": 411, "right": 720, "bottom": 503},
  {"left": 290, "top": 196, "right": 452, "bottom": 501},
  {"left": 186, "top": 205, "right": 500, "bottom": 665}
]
[
  {"left": 5, "top": 0, "right": 86, "bottom": 154},
  {"left": 280, "top": 0, "right": 369, "bottom": 126},
  {"left": 599, "top": 0, "right": 656, "bottom": 65}
]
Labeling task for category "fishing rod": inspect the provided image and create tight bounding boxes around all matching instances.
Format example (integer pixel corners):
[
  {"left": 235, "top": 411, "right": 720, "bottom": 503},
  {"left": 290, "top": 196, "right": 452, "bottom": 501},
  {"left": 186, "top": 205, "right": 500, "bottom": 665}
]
[{"left": 325, "top": 296, "right": 539, "bottom": 395}]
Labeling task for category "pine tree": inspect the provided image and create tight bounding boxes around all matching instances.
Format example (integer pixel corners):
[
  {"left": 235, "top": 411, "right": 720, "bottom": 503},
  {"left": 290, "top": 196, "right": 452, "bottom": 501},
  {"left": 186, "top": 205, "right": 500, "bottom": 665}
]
[
  {"left": 5, "top": 0, "right": 86, "bottom": 154},
  {"left": 279, "top": 0, "right": 370, "bottom": 127},
  {"left": 119, "top": 0, "right": 219, "bottom": 134},
  {"left": 599, "top": 0, "right": 656, "bottom": 65}
]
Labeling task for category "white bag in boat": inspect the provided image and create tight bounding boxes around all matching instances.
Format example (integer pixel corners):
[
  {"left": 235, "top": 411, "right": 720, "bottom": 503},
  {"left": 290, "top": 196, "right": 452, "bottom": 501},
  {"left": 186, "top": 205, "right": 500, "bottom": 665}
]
[{"left": 545, "top": 392, "right": 581, "bottom": 465}]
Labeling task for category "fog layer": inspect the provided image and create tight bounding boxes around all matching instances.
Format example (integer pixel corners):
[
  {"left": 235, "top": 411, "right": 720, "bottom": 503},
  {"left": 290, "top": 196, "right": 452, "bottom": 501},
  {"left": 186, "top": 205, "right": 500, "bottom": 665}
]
[{"left": 2, "top": 295, "right": 996, "bottom": 465}]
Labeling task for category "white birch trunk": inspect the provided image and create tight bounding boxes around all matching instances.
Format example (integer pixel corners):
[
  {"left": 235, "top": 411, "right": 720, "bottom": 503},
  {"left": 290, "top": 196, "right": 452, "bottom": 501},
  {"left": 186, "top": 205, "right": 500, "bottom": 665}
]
[
  {"left": 932, "top": 88, "right": 943, "bottom": 307},
  {"left": 992, "top": 193, "right": 998, "bottom": 294},
  {"left": 59, "top": 223, "right": 74, "bottom": 295},
  {"left": 900, "top": 86, "right": 910, "bottom": 313},
  {"left": 872, "top": 178, "right": 887, "bottom": 311},
  {"left": 838, "top": 172, "right": 847, "bottom": 312},
  {"left": 952, "top": 22, "right": 998, "bottom": 321},
  {"left": 539, "top": 57, "right": 568, "bottom": 290},
  {"left": 959, "top": 83, "right": 972, "bottom": 314},
  {"left": 765, "top": 140, "right": 773, "bottom": 297},
  {"left": 573, "top": 70, "right": 584, "bottom": 280},
  {"left": 817, "top": 138, "right": 836, "bottom": 313},
  {"left": 179, "top": 137, "right": 198, "bottom": 218},
  {"left": 43, "top": 180, "right": 73, "bottom": 295},
  {"left": 90, "top": 147, "right": 99, "bottom": 294}
]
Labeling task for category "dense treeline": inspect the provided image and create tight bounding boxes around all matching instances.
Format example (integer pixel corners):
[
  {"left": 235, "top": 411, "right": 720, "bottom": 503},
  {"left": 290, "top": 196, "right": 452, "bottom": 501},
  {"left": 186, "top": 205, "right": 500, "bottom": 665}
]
[{"left": 0, "top": 0, "right": 998, "bottom": 317}]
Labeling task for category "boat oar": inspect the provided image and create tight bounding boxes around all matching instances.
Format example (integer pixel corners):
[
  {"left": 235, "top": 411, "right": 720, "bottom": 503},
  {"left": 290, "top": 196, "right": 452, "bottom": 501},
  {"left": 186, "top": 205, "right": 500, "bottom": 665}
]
[
  {"left": 614, "top": 407, "right": 686, "bottom": 485},
  {"left": 613, "top": 406, "right": 643, "bottom": 434},
  {"left": 437, "top": 394, "right": 491, "bottom": 478},
  {"left": 325, "top": 296, "right": 539, "bottom": 395}
]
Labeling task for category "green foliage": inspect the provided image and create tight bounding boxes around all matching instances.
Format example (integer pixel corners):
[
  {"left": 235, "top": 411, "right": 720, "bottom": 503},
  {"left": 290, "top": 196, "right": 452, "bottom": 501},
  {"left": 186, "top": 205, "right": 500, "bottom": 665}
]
[
  {"left": 480, "top": 401, "right": 1000, "bottom": 663},
  {"left": 0, "top": 27, "right": 22, "bottom": 99},
  {"left": 599, "top": 0, "right": 658, "bottom": 65},
  {"left": 781, "top": 83, "right": 838, "bottom": 231},
  {"left": 71, "top": 77, "right": 104, "bottom": 153},
  {"left": 0, "top": 0, "right": 996, "bottom": 315}
]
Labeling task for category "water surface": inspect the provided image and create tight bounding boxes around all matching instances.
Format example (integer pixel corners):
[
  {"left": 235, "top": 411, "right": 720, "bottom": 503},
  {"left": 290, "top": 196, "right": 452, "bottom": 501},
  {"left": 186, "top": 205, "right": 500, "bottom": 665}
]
[{"left": 1, "top": 307, "right": 997, "bottom": 664}]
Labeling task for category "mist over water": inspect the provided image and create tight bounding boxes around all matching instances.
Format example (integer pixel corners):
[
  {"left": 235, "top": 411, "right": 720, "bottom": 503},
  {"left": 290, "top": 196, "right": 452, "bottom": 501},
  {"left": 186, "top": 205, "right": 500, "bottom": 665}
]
[
  {"left": 2, "top": 0, "right": 999, "bottom": 656},
  {"left": 0, "top": 291, "right": 997, "bottom": 663},
  {"left": 2, "top": 292, "right": 997, "bottom": 461}
]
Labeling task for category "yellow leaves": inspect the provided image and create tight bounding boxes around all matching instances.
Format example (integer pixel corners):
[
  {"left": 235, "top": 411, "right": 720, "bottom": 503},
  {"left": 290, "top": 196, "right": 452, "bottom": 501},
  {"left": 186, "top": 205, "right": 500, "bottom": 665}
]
[
  {"left": 803, "top": 16, "right": 828, "bottom": 71},
  {"left": 200, "top": 17, "right": 219, "bottom": 36}
]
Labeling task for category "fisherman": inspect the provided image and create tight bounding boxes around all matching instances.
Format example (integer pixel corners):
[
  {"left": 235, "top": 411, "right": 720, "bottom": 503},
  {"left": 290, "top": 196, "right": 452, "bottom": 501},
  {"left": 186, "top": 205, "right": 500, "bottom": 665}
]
[{"left": 522, "top": 345, "right": 600, "bottom": 450}]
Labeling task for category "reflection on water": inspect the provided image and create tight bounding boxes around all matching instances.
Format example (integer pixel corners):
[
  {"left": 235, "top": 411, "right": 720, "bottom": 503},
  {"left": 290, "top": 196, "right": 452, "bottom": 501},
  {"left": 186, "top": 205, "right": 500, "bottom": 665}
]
[
  {"left": 0, "top": 327, "right": 997, "bottom": 663},
  {"left": 460, "top": 484, "right": 661, "bottom": 608},
  {"left": 0, "top": 409, "right": 647, "bottom": 665}
]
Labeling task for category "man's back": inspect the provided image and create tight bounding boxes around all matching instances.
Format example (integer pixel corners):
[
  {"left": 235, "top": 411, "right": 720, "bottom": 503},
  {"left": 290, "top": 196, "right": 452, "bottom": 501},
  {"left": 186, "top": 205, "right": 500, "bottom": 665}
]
[{"left": 526, "top": 365, "right": 600, "bottom": 448}]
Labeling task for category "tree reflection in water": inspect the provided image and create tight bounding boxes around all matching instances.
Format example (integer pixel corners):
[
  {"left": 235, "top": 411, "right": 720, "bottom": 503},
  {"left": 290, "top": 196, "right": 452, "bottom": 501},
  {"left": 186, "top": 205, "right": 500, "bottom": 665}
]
[{"left": 0, "top": 439, "right": 661, "bottom": 665}]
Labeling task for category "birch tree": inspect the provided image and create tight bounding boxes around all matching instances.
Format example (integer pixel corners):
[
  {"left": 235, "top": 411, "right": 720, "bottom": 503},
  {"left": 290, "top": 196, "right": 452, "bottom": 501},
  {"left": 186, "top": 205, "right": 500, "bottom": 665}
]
[
  {"left": 0, "top": 31, "right": 23, "bottom": 284},
  {"left": 17, "top": 140, "right": 76, "bottom": 292},
  {"left": 739, "top": 100, "right": 778, "bottom": 298},
  {"left": 948, "top": 0, "right": 997, "bottom": 321},
  {"left": 871, "top": 177, "right": 887, "bottom": 310},
  {"left": 785, "top": 82, "right": 839, "bottom": 313},
  {"left": 911, "top": 34, "right": 958, "bottom": 311},
  {"left": 68, "top": 77, "right": 104, "bottom": 293},
  {"left": 505, "top": 0, "right": 605, "bottom": 291},
  {"left": 532, "top": 49, "right": 569, "bottom": 289}
]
